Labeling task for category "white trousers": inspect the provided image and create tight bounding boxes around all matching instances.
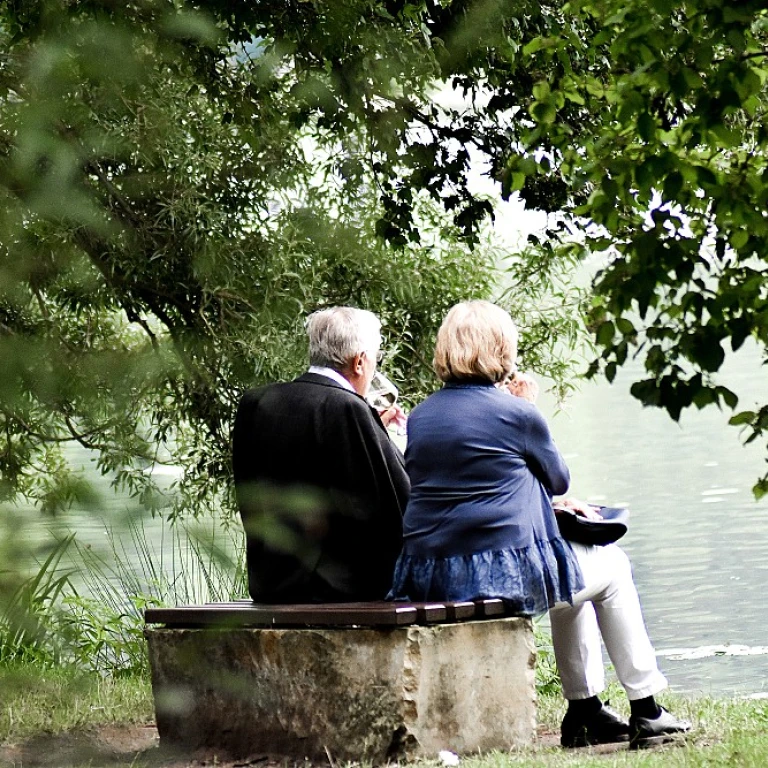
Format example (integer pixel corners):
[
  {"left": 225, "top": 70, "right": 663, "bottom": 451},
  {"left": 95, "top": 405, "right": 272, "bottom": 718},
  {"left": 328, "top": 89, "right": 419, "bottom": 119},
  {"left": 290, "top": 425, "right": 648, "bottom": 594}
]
[{"left": 549, "top": 542, "right": 668, "bottom": 701}]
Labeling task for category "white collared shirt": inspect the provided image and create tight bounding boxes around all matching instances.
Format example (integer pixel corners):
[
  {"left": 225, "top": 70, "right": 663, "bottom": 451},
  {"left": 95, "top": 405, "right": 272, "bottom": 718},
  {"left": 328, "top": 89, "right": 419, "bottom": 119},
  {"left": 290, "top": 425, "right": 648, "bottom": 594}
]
[{"left": 308, "top": 365, "right": 355, "bottom": 393}]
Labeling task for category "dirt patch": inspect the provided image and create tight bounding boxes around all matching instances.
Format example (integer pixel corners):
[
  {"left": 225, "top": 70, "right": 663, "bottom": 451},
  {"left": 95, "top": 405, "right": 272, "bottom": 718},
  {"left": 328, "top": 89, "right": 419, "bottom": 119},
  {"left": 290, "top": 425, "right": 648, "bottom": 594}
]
[
  {"left": 1, "top": 724, "right": 157, "bottom": 768},
  {"left": 0, "top": 724, "right": 307, "bottom": 768}
]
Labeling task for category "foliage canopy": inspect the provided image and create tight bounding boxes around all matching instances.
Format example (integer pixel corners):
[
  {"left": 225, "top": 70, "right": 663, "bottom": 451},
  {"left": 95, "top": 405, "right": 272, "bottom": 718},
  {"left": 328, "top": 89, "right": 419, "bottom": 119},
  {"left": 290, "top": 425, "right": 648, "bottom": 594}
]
[{"left": 2, "top": 0, "right": 767, "bottom": 519}]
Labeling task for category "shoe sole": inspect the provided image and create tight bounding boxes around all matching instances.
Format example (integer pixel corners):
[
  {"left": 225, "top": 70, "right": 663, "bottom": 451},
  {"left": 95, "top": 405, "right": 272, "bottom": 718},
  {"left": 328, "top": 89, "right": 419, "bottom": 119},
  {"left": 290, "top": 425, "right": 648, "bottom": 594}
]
[
  {"left": 562, "top": 735, "right": 630, "bottom": 749},
  {"left": 629, "top": 732, "right": 688, "bottom": 750}
]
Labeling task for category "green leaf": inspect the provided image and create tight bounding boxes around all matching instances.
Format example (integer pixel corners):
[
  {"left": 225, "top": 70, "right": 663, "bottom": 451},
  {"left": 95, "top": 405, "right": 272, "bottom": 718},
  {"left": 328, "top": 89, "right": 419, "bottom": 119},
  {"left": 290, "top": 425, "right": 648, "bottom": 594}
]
[
  {"left": 630, "top": 379, "right": 661, "bottom": 407},
  {"left": 637, "top": 112, "right": 655, "bottom": 142},
  {"left": 596, "top": 320, "right": 615, "bottom": 346},
  {"left": 726, "top": 29, "right": 746, "bottom": 54},
  {"left": 529, "top": 101, "right": 557, "bottom": 124},
  {"left": 723, "top": 7, "right": 753, "bottom": 23},
  {"left": 605, "top": 9, "right": 629, "bottom": 25},
  {"left": 730, "top": 318, "right": 752, "bottom": 352},
  {"left": 689, "top": 335, "right": 725, "bottom": 372},
  {"left": 692, "top": 387, "right": 716, "bottom": 409},
  {"left": 563, "top": 90, "right": 585, "bottom": 105},
  {"left": 510, "top": 172, "right": 526, "bottom": 191},
  {"left": 663, "top": 171, "right": 683, "bottom": 200},
  {"left": 523, "top": 37, "right": 545, "bottom": 56},
  {"left": 635, "top": 161, "right": 655, "bottom": 193},
  {"left": 682, "top": 67, "right": 704, "bottom": 90},
  {"left": 717, "top": 386, "right": 739, "bottom": 410},
  {"left": 695, "top": 165, "right": 718, "bottom": 187},
  {"left": 710, "top": 123, "right": 739, "bottom": 148},
  {"left": 729, "top": 411, "right": 755, "bottom": 426},
  {"left": 730, "top": 229, "right": 749, "bottom": 251},
  {"left": 532, "top": 81, "right": 551, "bottom": 101}
]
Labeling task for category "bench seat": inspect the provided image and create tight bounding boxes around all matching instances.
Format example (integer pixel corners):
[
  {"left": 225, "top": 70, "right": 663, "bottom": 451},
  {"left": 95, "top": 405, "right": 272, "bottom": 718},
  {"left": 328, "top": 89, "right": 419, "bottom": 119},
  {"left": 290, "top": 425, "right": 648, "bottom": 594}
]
[{"left": 144, "top": 598, "right": 507, "bottom": 628}]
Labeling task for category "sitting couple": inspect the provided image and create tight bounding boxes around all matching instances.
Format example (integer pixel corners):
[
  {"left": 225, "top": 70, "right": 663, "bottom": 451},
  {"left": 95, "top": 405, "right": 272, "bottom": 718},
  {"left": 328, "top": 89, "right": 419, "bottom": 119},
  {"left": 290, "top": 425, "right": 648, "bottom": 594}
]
[{"left": 233, "top": 302, "right": 690, "bottom": 749}]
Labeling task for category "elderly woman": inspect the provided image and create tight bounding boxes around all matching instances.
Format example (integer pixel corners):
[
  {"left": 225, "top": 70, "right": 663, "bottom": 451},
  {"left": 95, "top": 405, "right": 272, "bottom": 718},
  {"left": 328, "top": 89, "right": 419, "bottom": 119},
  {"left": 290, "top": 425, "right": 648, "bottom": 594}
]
[{"left": 389, "top": 300, "right": 690, "bottom": 749}]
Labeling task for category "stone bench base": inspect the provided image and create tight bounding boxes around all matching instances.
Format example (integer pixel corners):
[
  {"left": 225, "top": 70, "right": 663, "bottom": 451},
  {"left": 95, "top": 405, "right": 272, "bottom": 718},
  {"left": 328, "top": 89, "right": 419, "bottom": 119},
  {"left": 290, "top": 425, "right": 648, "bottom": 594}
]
[{"left": 145, "top": 617, "right": 535, "bottom": 762}]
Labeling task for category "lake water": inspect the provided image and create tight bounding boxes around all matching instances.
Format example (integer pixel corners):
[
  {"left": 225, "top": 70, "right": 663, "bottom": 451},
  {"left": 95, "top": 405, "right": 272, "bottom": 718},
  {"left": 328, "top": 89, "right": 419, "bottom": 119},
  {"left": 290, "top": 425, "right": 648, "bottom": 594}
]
[
  {"left": 9, "top": 342, "right": 768, "bottom": 697},
  {"left": 538, "top": 341, "right": 768, "bottom": 698}
]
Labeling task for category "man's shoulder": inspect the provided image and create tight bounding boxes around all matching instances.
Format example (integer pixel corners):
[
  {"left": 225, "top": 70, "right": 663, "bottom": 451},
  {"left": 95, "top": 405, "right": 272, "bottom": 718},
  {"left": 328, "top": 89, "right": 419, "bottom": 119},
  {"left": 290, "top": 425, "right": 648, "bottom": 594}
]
[
  {"left": 294, "top": 375, "right": 386, "bottom": 429},
  {"left": 293, "top": 373, "right": 371, "bottom": 406},
  {"left": 238, "top": 374, "right": 365, "bottom": 411},
  {"left": 239, "top": 381, "right": 276, "bottom": 399},
  {"left": 237, "top": 381, "right": 283, "bottom": 410}
]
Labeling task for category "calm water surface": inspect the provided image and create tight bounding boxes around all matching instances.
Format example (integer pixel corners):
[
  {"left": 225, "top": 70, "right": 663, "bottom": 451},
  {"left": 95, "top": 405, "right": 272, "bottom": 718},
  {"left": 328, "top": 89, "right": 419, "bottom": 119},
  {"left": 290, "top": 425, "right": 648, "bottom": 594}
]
[{"left": 539, "top": 342, "right": 768, "bottom": 697}]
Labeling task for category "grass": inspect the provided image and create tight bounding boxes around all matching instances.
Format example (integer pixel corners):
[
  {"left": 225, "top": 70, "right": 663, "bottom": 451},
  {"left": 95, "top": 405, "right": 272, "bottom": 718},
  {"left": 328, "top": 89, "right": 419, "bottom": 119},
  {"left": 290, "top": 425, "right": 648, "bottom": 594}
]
[
  {"left": 460, "top": 688, "right": 768, "bottom": 767},
  {"left": 0, "top": 662, "right": 153, "bottom": 744},
  {"left": 1, "top": 662, "right": 768, "bottom": 767}
]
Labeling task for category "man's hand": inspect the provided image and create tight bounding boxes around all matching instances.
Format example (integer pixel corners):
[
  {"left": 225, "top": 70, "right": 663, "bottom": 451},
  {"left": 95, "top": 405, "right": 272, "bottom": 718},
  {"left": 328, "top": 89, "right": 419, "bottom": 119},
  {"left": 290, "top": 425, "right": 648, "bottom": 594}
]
[
  {"left": 379, "top": 403, "right": 407, "bottom": 431},
  {"left": 506, "top": 372, "right": 540, "bottom": 404}
]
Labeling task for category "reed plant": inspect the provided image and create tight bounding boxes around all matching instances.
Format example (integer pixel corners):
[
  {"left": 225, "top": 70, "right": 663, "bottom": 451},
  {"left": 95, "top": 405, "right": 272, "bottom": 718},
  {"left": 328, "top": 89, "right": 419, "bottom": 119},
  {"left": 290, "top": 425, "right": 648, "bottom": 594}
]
[
  {"left": 62, "top": 515, "right": 247, "bottom": 674},
  {"left": 0, "top": 536, "right": 74, "bottom": 667},
  {"left": 0, "top": 515, "right": 247, "bottom": 675},
  {"left": 534, "top": 617, "right": 561, "bottom": 697}
]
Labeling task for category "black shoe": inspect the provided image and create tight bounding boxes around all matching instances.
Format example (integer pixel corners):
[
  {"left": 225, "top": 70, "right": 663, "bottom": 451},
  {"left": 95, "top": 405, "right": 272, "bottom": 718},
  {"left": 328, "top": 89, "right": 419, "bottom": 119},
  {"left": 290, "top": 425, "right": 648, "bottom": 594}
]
[
  {"left": 561, "top": 703, "right": 631, "bottom": 748},
  {"left": 629, "top": 706, "right": 692, "bottom": 749}
]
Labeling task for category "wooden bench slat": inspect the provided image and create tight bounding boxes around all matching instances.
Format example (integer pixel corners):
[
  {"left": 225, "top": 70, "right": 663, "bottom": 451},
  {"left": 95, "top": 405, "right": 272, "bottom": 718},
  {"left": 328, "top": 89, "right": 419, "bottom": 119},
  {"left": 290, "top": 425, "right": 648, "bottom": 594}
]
[
  {"left": 211, "top": 600, "right": 466, "bottom": 619},
  {"left": 145, "top": 598, "right": 513, "bottom": 628},
  {"left": 473, "top": 598, "right": 507, "bottom": 617},
  {"left": 445, "top": 600, "right": 477, "bottom": 620},
  {"left": 409, "top": 602, "right": 448, "bottom": 623},
  {"left": 145, "top": 602, "right": 419, "bottom": 627}
]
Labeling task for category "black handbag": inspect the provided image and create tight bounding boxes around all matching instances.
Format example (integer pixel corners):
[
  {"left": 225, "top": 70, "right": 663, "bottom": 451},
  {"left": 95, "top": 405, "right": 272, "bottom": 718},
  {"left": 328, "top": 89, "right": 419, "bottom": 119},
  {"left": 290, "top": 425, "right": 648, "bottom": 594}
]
[{"left": 554, "top": 505, "right": 629, "bottom": 546}]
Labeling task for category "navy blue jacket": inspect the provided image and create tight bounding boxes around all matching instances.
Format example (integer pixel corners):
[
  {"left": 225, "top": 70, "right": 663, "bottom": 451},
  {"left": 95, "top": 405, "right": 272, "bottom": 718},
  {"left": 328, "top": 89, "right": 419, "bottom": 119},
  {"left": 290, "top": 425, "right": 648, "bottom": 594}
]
[{"left": 402, "top": 381, "right": 570, "bottom": 558}]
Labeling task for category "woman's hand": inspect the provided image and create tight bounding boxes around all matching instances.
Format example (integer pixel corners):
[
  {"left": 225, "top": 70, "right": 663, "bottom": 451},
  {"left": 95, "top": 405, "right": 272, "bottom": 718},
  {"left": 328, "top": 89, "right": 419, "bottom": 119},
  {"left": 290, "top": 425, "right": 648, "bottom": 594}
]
[
  {"left": 506, "top": 372, "right": 540, "bottom": 404},
  {"left": 554, "top": 498, "right": 603, "bottom": 520}
]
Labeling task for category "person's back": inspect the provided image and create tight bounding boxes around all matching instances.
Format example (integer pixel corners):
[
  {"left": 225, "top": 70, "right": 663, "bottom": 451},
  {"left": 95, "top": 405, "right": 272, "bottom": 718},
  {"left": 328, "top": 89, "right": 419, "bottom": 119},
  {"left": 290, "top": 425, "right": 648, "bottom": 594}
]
[
  {"left": 403, "top": 383, "right": 568, "bottom": 559},
  {"left": 232, "top": 307, "right": 409, "bottom": 603}
]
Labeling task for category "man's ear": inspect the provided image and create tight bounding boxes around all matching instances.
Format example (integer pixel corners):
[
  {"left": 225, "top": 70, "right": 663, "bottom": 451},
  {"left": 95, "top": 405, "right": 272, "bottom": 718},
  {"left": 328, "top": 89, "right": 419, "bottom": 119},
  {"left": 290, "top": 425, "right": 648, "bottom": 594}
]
[{"left": 351, "top": 352, "right": 366, "bottom": 375}]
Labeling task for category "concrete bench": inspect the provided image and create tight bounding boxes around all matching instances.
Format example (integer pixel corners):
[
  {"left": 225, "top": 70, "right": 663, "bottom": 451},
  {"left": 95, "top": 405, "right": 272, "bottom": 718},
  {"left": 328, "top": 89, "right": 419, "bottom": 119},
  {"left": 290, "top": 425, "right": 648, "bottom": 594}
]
[{"left": 144, "top": 599, "right": 535, "bottom": 762}]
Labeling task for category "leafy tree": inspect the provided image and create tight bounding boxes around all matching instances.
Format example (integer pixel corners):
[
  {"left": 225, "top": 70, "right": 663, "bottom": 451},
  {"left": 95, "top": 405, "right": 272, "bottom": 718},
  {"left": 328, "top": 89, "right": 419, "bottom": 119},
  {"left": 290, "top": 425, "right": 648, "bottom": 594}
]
[
  {"left": 514, "top": 0, "right": 768, "bottom": 497},
  {"left": 0, "top": 1, "right": 588, "bottom": 520}
]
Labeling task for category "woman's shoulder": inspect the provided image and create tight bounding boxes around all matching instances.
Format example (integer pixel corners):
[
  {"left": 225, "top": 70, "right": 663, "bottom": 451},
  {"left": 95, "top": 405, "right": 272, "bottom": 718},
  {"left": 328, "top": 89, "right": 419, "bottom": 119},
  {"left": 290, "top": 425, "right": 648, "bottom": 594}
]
[
  {"left": 410, "top": 383, "right": 494, "bottom": 412},
  {"left": 412, "top": 382, "right": 540, "bottom": 415}
]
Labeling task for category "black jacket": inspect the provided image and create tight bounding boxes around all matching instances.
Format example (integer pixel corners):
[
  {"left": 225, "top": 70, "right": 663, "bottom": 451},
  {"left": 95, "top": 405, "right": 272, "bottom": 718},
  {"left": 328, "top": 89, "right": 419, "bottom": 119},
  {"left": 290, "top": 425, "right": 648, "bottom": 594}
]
[{"left": 232, "top": 373, "right": 410, "bottom": 602}]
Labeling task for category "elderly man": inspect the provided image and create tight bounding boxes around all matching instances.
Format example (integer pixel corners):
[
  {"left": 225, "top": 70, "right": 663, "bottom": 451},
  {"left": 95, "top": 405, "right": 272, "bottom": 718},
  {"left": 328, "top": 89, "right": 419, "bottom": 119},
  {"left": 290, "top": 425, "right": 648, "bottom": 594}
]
[{"left": 232, "top": 306, "right": 410, "bottom": 603}]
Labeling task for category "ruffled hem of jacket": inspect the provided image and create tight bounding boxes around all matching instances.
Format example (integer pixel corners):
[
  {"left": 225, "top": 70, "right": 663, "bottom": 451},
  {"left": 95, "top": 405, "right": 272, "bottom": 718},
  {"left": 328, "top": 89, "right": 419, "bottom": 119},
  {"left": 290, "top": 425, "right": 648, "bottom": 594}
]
[{"left": 387, "top": 536, "right": 584, "bottom": 617}]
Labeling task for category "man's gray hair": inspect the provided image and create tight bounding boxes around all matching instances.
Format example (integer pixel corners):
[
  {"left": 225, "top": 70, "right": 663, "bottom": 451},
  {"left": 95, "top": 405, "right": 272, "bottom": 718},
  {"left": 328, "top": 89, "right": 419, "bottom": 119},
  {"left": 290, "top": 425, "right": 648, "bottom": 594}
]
[{"left": 306, "top": 307, "right": 382, "bottom": 370}]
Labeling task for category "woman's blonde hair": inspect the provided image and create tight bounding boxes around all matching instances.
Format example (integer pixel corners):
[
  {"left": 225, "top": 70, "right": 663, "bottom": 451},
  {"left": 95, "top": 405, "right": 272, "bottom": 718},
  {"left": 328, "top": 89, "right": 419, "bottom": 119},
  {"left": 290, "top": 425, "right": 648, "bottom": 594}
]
[{"left": 433, "top": 301, "right": 518, "bottom": 383}]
